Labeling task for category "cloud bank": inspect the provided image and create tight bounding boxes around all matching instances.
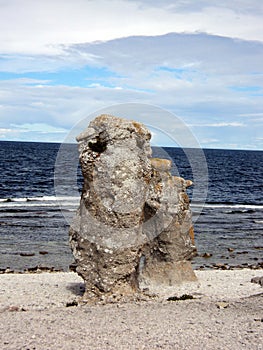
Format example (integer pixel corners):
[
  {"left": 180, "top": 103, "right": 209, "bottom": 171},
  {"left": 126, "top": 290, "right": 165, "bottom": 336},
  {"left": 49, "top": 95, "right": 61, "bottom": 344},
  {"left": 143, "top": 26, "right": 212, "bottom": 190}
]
[{"left": 0, "top": 0, "right": 262, "bottom": 149}]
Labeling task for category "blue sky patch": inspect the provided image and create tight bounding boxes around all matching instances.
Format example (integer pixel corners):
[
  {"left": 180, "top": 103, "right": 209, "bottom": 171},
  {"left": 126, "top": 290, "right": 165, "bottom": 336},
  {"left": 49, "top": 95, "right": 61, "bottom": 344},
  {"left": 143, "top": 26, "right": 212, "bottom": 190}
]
[{"left": 0, "top": 66, "right": 121, "bottom": 87}]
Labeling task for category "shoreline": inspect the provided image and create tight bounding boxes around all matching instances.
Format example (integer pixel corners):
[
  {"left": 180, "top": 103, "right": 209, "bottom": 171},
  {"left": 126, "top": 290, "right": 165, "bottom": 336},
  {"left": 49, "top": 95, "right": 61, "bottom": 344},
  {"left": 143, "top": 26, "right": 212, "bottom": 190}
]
[{"left": 1, "top": 260, "right": 263, "bottom": 275}]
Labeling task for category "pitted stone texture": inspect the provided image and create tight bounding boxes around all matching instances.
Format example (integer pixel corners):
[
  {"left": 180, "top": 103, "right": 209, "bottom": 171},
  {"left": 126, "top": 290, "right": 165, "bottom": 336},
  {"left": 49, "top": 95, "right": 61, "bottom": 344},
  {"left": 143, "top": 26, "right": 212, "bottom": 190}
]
[
  {"left": 140, "top": 159, "right": 197, "bottom": 289},
  {"left": 69, "top": 114, "right": 197, "bottom": 302}
]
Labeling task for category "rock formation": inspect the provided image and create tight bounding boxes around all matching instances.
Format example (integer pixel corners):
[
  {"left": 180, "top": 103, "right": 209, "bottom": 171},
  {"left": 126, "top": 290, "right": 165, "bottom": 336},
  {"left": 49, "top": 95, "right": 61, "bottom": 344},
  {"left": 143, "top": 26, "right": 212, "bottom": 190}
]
[{"left": 69, "top": 114, "right": 197, "bottom": 302}]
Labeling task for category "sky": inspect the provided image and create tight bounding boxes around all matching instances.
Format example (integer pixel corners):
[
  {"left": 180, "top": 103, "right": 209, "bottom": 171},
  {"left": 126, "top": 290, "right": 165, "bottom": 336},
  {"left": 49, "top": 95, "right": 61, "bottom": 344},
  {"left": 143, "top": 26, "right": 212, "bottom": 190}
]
[{"left": 0, "top": 0, "right": 263, "bottom": 150}]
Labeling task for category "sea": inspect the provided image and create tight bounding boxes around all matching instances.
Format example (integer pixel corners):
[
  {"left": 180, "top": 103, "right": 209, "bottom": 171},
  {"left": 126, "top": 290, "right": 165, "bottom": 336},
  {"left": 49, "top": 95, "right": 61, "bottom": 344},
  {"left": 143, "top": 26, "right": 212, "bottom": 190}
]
[{"left": 0, "top": 140, "right": 262, "bottom": 272}]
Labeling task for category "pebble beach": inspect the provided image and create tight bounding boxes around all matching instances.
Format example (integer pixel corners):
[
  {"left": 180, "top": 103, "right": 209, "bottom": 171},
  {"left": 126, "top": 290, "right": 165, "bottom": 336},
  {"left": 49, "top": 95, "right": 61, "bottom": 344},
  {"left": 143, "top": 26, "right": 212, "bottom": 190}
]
[{"left": 0, "top": 269, "right": 262, "bottom": 349}]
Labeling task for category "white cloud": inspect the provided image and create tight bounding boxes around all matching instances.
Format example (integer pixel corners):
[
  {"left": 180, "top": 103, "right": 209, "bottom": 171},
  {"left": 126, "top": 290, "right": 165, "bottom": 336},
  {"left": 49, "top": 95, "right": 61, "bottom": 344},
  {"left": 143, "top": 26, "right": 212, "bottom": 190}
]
[
  {"left": 60, "top": 33, "right": 263, "bottom": 124},
  {"left": 11, "top": 123, "right": 68, "bottom": 134},
  {"left": 238, "top": 113, "right": 263, "bottom": 117},
  {"left": 0, "top": 77, "right": 153, "bottom": 132},
  {"left": 0, "top": 127, "right": 15, "bottom": 135},
  {"left": 200, "top": 138, "right": 220, "bottom": 144},
  {"left": 190, "top": 122, "right": 245, "bottom": 127},
  {"left": 0, "top": 123, "right": 69, "bottom": 142},
  {"left": 0, "top": 0, "right": 263, "bottom": 56},
  {"left": 69, "top": 33, "right": 263, "bottom": 76}
]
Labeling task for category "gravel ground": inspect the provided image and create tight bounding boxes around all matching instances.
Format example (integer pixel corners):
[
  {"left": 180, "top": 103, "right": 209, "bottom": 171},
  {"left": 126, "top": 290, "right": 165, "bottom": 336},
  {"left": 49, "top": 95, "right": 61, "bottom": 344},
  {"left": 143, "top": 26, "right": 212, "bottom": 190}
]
[{"left": 0, "top": 270, "right": 262, "bottom": 350}]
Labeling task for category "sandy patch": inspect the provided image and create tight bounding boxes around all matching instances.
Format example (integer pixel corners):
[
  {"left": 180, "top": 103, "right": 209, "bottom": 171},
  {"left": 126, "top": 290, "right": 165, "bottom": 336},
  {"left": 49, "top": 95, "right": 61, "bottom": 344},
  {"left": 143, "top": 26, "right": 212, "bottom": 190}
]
[{"left": 0, "top": 270, "right": 262, "bottom": 349}]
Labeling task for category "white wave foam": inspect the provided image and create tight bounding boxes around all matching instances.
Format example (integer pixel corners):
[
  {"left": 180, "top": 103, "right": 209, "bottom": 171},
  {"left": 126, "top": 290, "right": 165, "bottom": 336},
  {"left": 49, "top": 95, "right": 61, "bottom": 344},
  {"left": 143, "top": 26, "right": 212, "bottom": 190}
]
[
  {"left": 0, "top": 195, "right": 80, "bottom": 208},
  {"left": 1, "top": 197, "right": 261, "bottom": 211},
  {"left": 191, "top": 203, "right": 263, "bottom": 210}
]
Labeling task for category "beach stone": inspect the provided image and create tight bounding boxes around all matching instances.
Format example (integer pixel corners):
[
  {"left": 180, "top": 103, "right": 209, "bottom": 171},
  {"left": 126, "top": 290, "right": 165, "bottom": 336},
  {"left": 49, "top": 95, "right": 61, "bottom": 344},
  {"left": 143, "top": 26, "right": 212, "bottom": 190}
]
[
  {"left": 251, "top": 276, "right": 263, "bottom": 286},
  {"left": 19, "top": 252, "right": 35, "bottom": 257},
  {"left": 216, "top": 301, "right": 229, "bottom": 309},
  {"left": 69, "top": 114, "right": 197, "bottom": 302},
  {"left": 39, "top": 251, "right": 49, "bottom": 255},
  {"left": 202, "top": 252, "right": 213, "bottom": 258}
]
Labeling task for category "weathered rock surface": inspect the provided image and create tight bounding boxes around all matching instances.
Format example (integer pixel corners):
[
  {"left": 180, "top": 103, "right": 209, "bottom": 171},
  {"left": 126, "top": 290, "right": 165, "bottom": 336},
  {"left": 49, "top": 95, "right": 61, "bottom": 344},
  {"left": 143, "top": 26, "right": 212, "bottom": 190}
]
[{"left": 69, "top": 114, "right": 197, "bottom": 302}]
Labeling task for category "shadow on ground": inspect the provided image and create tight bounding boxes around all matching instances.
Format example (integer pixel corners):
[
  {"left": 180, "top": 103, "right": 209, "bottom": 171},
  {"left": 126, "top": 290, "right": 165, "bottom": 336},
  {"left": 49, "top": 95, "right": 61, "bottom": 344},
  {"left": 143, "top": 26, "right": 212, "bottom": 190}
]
[{"left": 66, "top": 282, "right": 85, "bottom": 296}]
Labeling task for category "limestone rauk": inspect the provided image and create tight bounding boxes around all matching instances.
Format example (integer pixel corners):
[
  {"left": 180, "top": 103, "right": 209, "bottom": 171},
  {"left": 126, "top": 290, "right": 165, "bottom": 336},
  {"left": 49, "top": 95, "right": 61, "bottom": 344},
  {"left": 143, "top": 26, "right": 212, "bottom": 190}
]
[{"left": 69, "top": 114, "right": 197, "bottom": 302}]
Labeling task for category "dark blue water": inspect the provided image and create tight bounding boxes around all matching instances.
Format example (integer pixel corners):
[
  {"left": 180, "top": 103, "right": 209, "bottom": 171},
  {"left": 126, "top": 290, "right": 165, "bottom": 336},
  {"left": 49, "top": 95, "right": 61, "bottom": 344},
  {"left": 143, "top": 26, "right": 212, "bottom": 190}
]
[{"left": 0, "top": 141, "right": 262, "bottom": 271}]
